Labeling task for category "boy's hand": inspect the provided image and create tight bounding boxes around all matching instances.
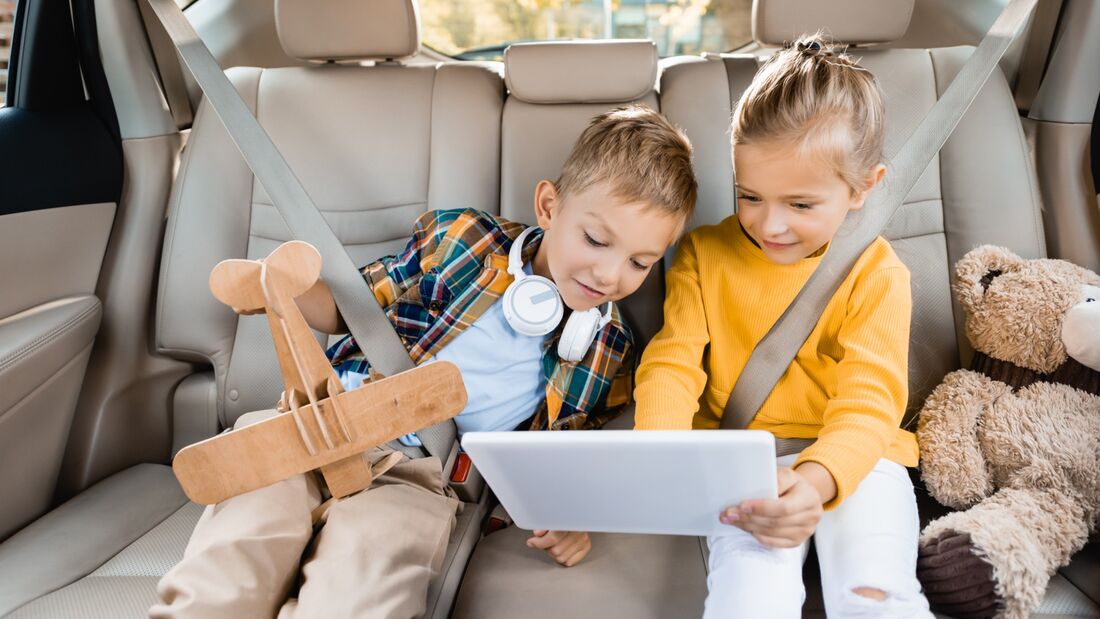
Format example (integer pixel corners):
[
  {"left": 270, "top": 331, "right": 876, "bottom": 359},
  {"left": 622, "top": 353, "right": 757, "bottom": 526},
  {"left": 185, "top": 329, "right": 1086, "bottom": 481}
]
[
  {"left": 719, "top": 467, "right": 824, "bottom": 548},
  {"left": 526, "top": 530, "right": 591, "bottom": 567}
]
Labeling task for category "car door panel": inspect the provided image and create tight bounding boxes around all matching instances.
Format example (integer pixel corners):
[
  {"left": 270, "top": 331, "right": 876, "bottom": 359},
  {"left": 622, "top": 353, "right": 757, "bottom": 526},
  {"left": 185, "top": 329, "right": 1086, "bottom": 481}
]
[{"left": 0, "top": 0, "right": 121, "bottom": 539}]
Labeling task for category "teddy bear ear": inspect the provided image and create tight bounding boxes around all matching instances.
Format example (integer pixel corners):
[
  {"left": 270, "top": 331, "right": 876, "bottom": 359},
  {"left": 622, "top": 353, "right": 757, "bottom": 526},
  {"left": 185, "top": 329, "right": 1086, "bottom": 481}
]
[{"left": 953, "top": 245, "right": 1025, "bottom": 313}]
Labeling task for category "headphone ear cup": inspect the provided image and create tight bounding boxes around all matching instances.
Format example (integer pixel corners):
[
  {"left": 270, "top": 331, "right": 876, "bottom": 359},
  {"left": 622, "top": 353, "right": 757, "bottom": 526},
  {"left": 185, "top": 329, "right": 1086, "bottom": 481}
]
[{"left": 557, "top": 308, "right": 601, "bottom": 362}]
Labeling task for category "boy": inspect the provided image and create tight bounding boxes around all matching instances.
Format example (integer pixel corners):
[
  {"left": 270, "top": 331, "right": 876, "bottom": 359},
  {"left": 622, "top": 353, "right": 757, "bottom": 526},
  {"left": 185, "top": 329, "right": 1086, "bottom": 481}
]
[{"left": 152, "top": 105, "right": 696, "bottom": 619}]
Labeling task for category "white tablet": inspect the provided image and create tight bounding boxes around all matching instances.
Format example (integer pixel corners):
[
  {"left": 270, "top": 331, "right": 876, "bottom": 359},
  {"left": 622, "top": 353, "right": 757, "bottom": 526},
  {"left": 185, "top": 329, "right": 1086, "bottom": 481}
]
[{"left": 461, "top": 430, "right": 778, "bottom": 537}]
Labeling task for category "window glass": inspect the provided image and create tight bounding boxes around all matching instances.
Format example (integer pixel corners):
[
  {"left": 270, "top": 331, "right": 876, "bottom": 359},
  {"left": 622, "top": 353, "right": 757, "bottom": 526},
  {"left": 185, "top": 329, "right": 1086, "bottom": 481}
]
[
  {"left": 421, "top": 0, "right": 753, "bottom": 61},
  {"left": 0, "top": 0, "right": 15, "bottom": 107}
]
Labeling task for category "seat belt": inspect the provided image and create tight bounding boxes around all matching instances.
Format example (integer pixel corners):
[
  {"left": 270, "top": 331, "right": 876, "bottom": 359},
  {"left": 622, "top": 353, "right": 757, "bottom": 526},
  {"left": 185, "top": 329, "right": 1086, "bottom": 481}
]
[
  {"left": 720, "top": 0, "right": 1040, "bottom": 456},
  {"left": 141, "top": 0, "right": 456, "bottom": 462}
]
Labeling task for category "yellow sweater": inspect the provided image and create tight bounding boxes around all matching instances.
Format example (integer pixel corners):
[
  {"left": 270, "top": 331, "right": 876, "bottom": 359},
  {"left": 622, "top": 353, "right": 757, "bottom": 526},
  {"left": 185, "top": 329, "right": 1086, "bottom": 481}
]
[{"left": 634, "top": 217, "right": 919, "bottom": 509}]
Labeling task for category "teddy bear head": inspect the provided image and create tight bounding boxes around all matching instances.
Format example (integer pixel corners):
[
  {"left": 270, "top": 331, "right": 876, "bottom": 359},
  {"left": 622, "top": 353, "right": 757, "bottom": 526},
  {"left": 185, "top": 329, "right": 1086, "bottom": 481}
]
[{"left": 954, "top": 246, "right": 1100, "bottom": 374}]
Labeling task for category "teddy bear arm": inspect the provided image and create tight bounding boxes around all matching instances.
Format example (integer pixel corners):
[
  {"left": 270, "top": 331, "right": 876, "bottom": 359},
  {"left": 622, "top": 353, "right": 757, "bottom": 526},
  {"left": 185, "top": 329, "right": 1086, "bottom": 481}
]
[{"left": 917, "top": 369, "right": 1010, "bottom": 510}]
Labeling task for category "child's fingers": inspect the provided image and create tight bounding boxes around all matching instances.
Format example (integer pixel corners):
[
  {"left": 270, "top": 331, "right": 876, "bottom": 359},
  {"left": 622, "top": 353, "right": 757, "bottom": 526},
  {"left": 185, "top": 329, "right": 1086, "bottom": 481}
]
[
  {"left": 752, "top": 531, "right": 806, "bottom": 549},
  {"left": 735, "top": 510, "right": 820, "bottom": 531},
  {"left": 737, "top": 517, "right": 816, "bottom": 539},
  {"left": 528, "top": 529, "right": 572, "bottom": 549},
  {"left": 775, "top": 467, "right": 800, "bottom": 493},
  {"left": 747, "top": 498, "right": 817, "bottom": 520},
  {"left": 548, "top": 533, "right": 588, "bottom": 560},
  {"left": 526, "top": 530, "right": 561, "bottom": 549},
  {"left": 559, "top": 543, "right": 591, "bottom": 567}
]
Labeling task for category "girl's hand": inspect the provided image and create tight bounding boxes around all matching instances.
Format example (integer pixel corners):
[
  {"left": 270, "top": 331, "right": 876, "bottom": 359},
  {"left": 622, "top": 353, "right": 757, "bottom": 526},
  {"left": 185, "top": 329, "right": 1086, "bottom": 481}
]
[
  {"left": 719, "top": 467, "right": 824, "bottom": 548},
  {"left": 526, "top": 530, "right": 591, "bottom": 567}
]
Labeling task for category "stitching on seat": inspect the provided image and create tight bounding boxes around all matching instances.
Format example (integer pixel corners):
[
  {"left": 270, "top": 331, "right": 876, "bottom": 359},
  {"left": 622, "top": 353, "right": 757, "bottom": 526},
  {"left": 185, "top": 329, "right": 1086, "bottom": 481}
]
[
  {"left": 928, "top": 48, "right": 967, "bottom": 370},
  {"left": 1009, "top": 105, "right": 1047, "bottom": 257},
  {"left": 0, "top": 301, "right": 100, "bottom": 373},
  {"left": 249, "top": 200, "right": 429, "bottom": 213},
  {"left": 0, "top": 346, "right": 92, "bottom": 426},
  {"left": 426, "top": 64, "right": 437, "bottom": 210}
]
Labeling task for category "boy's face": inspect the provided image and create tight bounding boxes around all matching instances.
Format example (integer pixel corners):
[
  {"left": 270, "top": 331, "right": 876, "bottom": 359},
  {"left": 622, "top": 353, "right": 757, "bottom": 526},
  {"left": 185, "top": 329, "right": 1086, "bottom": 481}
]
[
  {"left": 531, "top": 180, "right": 683, "bottom": 312},
  {"left": 734, "top": 140, "right": 885, "bottom": 265}
]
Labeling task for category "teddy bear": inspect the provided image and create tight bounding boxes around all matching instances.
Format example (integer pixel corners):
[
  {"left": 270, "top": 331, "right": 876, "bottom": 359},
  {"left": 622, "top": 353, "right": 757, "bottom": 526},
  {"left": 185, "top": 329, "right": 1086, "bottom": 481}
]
[{"left": 915, "top": 245, "right": 1100, "bottom": 619}]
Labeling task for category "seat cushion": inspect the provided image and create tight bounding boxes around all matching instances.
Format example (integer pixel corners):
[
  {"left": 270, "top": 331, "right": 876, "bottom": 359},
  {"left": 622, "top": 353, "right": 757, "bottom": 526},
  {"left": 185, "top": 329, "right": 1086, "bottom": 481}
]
[
  {"left": 452, "top": 475, "right": 1098, "bottom": 619},
  {"left": 5, "top": 502, "right": 202, "bottom": 618},
  {"left": 0, "top": 464, "right": 488, "bottom": 618},
  {"left": 0, "top": 465, "right": 190, "bottom": 618},
  {"left": 451, "top": 526, "right": 708, "bottom": 619}
]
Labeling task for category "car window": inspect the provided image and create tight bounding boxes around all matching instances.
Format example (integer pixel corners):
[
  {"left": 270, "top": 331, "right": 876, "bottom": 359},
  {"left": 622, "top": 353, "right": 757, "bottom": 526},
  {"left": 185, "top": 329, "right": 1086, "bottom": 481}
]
[
  {"left": 421, "top": 0, "right": 753, "bottom": 61},
  {"left": 0, "top": 0, "right": 15, "bottom": 107}
]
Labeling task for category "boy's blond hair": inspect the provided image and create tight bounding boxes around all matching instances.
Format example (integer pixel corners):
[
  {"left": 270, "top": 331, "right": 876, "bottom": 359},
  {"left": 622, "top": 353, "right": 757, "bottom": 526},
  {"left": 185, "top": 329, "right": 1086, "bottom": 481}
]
[
  {"left": 733, "top": 33, "right": 886, "bottom": 193},
  {"left": 556, "top": 105, "right": 697, "bottom": 221}
]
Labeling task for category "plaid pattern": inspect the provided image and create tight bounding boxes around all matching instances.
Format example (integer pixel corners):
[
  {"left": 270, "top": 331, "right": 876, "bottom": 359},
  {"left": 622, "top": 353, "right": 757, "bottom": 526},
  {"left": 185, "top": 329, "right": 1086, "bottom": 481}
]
[{"left": 327, "top": 208, "right": 634, "bottom": 430}]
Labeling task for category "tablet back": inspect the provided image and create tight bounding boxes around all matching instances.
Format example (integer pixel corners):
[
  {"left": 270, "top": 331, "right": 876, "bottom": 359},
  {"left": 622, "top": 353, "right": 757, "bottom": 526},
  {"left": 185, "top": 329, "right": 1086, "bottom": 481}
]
[{"left": 461, "top": 430, "right": 778, "bottom": 537}]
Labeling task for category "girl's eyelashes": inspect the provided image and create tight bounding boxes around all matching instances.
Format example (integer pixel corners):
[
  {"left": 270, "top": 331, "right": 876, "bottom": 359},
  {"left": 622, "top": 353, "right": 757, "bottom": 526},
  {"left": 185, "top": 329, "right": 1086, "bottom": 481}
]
[
  {"left": 583, "top": 231, "right": 607, "bottom": 248},
  {"left": 630, "top": 259, "right": 649, "bottom": 271},
  {"left": 737, "top": 193, "right": 815, "bottom": 210}
]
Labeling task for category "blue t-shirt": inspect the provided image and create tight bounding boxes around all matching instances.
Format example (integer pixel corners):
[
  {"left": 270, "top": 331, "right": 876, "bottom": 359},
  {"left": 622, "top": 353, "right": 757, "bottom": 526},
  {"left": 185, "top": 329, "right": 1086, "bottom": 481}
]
[{"left": 338, "top": 270, "right": 547, "bottom": 442}]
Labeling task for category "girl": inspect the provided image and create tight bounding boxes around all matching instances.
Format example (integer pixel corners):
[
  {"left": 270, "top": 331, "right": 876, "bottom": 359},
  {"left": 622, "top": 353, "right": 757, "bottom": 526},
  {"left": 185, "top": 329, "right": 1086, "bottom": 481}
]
[{"left": 634, "top": 35, "right": 933, "bottom": 618}]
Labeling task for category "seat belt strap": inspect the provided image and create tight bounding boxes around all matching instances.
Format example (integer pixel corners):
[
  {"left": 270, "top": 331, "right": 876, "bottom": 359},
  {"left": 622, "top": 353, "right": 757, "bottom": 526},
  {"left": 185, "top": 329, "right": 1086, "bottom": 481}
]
[
  {"left": 721, "top": 0, "right": 1040, "bottom": 454},
  {"left": 141, "top": 0, "right": 456, "bottom": 461}
]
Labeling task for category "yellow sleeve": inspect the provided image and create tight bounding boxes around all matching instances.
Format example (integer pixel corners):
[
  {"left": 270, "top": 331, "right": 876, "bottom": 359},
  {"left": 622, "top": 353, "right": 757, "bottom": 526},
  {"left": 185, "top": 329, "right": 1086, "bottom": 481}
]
[
  {"left": 794, "top": 266, "right": 912, "bottom": 509},
  {"left": 633, "top": 236, "right": 712, "bottom": 430}
]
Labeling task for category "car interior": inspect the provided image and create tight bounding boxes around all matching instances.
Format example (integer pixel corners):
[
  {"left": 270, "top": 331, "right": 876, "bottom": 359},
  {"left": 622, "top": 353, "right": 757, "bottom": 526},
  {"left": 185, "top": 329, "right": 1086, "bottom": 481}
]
[{"left": 0, "top": 0, "right": 1097, "bottom": 617}]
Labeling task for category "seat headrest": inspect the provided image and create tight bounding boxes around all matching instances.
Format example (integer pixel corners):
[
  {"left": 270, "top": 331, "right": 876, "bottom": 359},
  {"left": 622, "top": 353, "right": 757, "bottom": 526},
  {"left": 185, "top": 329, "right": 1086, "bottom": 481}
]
[
  {"left": 505, "top": 40, "right": 657, "bottom": 104},
  {"left": 753, "top": 0, "right": 915, "bottom": 46},
  {"left": 275, "top": 0, "right": 420, "bottom": 62}
]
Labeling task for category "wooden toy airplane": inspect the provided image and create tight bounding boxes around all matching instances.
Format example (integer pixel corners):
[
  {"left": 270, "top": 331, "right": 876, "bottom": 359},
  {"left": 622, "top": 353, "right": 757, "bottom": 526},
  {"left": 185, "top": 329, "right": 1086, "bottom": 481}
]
[{"left": 172, "top": 241, "right": 466, "bottom": 505}]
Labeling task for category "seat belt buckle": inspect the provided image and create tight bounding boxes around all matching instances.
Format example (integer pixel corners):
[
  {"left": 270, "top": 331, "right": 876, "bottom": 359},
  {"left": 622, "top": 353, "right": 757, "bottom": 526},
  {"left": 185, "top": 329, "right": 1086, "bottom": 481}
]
[
  {"left": 485, "top": 503, "right": 513, "bottom": 535},
  {"left": 450, "top": 451, "right": 472, "bottom": 483},
  {"left": 448, "top": 450, "right": 486, "bottom": 503}
]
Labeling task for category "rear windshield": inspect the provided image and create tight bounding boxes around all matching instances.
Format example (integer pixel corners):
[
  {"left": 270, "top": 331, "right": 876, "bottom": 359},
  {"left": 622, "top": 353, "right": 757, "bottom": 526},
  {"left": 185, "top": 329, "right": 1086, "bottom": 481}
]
[{"left": 421, "top": 0, "right": 754, "bottom": 60}]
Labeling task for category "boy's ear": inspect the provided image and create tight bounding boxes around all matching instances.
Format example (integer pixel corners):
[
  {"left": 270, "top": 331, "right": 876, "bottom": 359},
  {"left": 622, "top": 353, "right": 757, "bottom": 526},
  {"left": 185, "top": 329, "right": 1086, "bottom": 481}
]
[
  {"left": 850, "top": 164, "right": 887, "bottom": 210},
  {"left": 533, "top": 180, "right": 560, "bottom": 229}
]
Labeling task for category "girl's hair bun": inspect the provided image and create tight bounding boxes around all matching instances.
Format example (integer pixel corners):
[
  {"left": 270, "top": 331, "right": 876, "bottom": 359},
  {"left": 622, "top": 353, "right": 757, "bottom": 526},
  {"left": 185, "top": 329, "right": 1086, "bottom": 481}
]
[{"left": 796, "top": 39, "right": 823, "bottom": 56}]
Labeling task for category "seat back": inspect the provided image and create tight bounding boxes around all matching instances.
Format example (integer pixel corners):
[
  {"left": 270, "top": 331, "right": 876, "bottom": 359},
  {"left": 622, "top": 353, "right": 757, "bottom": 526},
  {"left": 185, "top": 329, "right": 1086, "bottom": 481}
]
[
  {"left": 500, "top": 40, "right": 666, "bottom": 349},
  {"left": 156, "top": 0, "right": 504, "bottom": 436},
  {"left": 659, "top": 0, "right": 1046, "bottom": 422}
]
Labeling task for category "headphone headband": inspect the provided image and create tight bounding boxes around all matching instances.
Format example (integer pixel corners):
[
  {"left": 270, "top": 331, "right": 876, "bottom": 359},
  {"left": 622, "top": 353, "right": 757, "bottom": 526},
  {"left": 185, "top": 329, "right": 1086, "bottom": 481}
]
[{"left": 509, "top": 227, "right": 537, "bottom": 278}]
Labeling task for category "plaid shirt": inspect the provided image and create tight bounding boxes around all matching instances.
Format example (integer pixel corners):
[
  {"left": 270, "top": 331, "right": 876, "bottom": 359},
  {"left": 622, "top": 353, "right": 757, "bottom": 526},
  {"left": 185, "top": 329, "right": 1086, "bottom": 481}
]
[{"left": 327, "top": 208, "right": 634, "bottom": 431}]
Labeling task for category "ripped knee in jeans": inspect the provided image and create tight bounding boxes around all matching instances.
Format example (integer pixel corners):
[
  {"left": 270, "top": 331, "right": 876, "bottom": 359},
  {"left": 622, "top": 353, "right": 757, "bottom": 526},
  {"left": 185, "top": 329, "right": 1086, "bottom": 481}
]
[
  {"left": 837, "top": 583, "right": 930, "bottom": 618},
  {"left": 851, "top": 587, "right": 887, "bottom": 601}
]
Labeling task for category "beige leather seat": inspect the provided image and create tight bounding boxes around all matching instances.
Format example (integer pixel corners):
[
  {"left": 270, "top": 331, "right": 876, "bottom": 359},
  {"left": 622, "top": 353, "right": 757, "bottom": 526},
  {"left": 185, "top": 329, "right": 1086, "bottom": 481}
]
[
  {"left": 453, "top": 1, "right": 1099, "bottom": 618},
  {"left": 0, "top": 0, "right": 504, "bottom": 617},
  {"left": 2, "top": 0, "right": 1097, "bottom": 617},
  {"left": 450, "top": 39, "right": 709, "bottom": 619},
  {"left": 496, "top": 39, "right": 667, "bottom": 346}
]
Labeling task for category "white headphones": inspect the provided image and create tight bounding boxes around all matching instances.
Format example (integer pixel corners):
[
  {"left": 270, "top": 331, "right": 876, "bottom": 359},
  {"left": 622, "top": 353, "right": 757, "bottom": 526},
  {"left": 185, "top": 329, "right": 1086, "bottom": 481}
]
[{"left": 501, "top": 227, "right": 612, "bottom": 363}]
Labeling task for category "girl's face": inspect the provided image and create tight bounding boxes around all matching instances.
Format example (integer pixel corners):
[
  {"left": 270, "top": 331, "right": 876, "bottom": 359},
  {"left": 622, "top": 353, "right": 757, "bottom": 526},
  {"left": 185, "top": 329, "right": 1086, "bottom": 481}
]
[{"left": 734, "top": 140, "right": 884, "bottom": 265}]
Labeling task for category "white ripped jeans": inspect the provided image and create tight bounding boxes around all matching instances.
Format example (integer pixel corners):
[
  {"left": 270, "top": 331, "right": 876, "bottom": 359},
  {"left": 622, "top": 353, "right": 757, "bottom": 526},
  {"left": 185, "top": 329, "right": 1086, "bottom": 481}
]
[{"left": 703, "top": 455, "right": 934, "bottom": 618}]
